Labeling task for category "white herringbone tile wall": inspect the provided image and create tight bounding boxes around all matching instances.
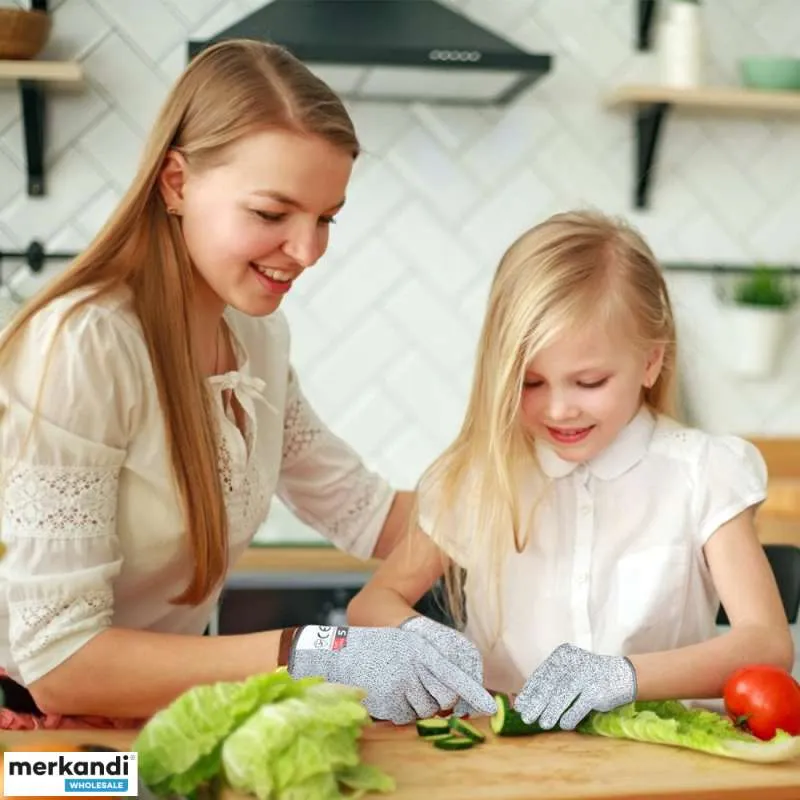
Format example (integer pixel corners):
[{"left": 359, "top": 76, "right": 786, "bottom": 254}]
[{"left": 1, "top": 0, "right": 800, "bottom": 543}]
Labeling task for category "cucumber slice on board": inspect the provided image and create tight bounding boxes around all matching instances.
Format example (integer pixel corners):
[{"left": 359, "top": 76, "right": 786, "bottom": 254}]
[
  {"left": 449, "top": 717, "right": 486, "bottom": 743},
  {"left": 491, "top": 693, "right": 546, "bottom": 736},
  {"left": 433, "top": 735, "right": 476, "bottom": 751},
  {"left": 416, "top": 718, "right": 451, "bottom": 738}
]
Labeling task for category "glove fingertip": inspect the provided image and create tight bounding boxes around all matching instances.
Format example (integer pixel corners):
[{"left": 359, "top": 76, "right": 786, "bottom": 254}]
[{"left": 559, "top": 704, "right": 589, "bottom": 731}]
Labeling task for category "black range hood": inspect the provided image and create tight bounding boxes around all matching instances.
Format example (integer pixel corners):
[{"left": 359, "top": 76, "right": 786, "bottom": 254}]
[{"left": 188, "top": 0, "right": 553, "bottom": 106}]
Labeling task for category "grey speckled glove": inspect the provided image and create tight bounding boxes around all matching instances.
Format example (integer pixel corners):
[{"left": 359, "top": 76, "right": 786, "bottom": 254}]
[
  {"left": 287, "top": 624, "right": 497, "bottom": 725},
  {"left": 399, "top": 615, "right": 487, "bottom": 717},
  {"left": 514, "top": 643, "right": 637, "bottom": 731}
]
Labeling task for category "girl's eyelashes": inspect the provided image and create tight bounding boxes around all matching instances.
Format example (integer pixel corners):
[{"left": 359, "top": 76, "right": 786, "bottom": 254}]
[
  {"left": 252, "top": 209, "right": 337, "bottom": 225},
  {"left": 522, "top": 377, "right": 610, "bottom": 389},
  {"left": 577, "top": 377, "right": 609, "bottom": 389}
]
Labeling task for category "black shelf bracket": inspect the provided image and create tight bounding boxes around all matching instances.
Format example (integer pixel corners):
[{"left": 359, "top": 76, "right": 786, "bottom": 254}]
[
  {"left": 18, "top": 0, "right": 49, "bottom": 197},
  {"left": 635, "top": 101, "right": 671, "bottom": 209},
  {"left": 19, "top": 79, "right": 45, "bottom": 196},
  {"left": 637, "top": 0, "right": 659, "bottom": 51}
]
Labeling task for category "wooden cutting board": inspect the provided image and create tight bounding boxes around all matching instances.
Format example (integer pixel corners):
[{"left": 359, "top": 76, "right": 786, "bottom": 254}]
[{"left": 5, "top": 719, "right": 800, "bottom": 800}]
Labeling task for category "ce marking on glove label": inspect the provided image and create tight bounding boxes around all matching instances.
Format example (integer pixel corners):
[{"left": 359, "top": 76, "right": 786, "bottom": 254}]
[{"left": 295, "top": 625, "right": 349, "bottom": 652}]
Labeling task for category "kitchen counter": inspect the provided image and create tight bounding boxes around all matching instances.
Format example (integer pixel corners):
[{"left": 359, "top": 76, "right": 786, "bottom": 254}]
[
  {"left": 4, "top": 720, "right": 800, "bottom": 799},
  {"left": 232, "top": 543, "right": 378, "bottom": 575},
  {"left": 228, "top": 543, "right": 378, "bottom": 592}
]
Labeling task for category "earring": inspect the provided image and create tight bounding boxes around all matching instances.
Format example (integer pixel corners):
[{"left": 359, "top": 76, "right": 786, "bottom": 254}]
[{"left": 167, "top": 206, "right": 180, "bottom": 216}]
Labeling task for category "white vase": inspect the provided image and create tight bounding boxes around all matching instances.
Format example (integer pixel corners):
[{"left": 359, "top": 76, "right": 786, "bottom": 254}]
[
  {"left": 659, "top": 1, "right": 704, "bottom": 88},
  {"left": 725, "top": 305, "right": 789, "bottom": 380}
]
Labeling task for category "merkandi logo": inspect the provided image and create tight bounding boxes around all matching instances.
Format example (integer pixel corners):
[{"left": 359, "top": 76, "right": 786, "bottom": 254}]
[{"left": 3, "top": 751, "right": 138, "bottom": 796}]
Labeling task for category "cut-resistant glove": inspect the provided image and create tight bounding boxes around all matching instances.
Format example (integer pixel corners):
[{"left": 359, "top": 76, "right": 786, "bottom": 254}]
[
  {"left": 287, "top": 624, "right": 497, "bottom": 725},
  {"left": 514, "top": 642, "right": 637, "bottom": 731},
  {"left": 399, "top": 615, "right": 488, "bottom": 717}
]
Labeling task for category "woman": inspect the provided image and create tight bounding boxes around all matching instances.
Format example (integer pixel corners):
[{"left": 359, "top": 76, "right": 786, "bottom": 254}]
[{"left": 0, "top": 39, "right": 495, "bottom": 729}]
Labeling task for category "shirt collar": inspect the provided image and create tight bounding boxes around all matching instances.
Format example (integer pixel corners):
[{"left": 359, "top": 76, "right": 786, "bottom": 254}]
[{"left": 534, "top": 406, "right": 656, "bottom": 481}]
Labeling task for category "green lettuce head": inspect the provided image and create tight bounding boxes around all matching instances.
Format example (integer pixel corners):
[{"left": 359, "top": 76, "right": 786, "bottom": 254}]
[
  {"left": 222, "top": 682, "right": 394, "bottom": 800},
  {"left": 134, "top": 668, "right": 320, "bottom": 796}
]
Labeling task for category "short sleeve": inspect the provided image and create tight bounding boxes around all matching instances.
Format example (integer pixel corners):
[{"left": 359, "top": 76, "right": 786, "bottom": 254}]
[
  {"left": 695, "top": 435, "right": 768, "bottom": 545},
  {"left": 417, "top": 465, "right": 473, "bottom": 567},
  {"left": 275, "top": 367, "right": 395, "bottom": 559},
  {"left": 0, "top": 297, "right": 141, "bottom": 685}
]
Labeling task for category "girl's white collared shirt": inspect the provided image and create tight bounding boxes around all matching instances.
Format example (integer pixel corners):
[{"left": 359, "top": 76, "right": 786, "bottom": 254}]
[
  {"left": 0, "top": 290, "right": 394, "bottom": 687},
  {"left": 420, "top": 407, "right": 767, "bottom": 693}
]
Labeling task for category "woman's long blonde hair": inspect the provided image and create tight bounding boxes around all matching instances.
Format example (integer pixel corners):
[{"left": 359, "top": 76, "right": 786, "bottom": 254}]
[
  {"left": 0, "top": 39, "right": 360, "bottom": 605},
  {"left": 424, "top": 209, "right": 678, "bottom": 632}
]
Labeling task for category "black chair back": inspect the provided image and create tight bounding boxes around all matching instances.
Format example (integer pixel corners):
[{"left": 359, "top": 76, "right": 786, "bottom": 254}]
[{"left": 717, "top": 544, "right": 800, "bottom": 625}]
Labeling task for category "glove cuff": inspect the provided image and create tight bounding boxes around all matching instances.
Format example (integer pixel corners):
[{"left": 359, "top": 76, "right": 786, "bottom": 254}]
[
  {"left": 278, "top": 626, "right": 302, "bottom": 671},
  {"left": 285, "top": 625, "right": 348, "bottom": 680},
  {"left": 622, "top": 655, "right": 638, "bottom": 700}
]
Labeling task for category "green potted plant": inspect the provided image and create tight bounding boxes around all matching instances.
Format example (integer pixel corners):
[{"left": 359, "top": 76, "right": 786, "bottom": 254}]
[{"left": 725, "top": 266, "right": 796, "bottom": 379}]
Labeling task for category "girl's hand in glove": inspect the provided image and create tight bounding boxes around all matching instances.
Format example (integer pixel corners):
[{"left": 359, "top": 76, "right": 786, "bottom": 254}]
[
  {"left": 288, "top": 624, "right": 497, "bottom": 725},
  {"left": 513, "top": 643, "right": 637, "bottom": 730}
]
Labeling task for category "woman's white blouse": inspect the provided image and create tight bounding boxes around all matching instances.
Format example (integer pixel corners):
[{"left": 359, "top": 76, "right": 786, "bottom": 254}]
[
  {"left": 420, "top": 407, "right": 768, "bottom": 693},
  {"left": 0, "top": 290, "right": 394, "bottom": 686}
]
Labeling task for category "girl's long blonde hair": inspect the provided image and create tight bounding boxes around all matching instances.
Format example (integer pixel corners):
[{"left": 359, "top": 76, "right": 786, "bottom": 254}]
[
  {"left": 0, "top": 39, "right": 359, "bottom": 605},
  {"left": 424, "top": 209, "right": 678, "bottom": 632}
]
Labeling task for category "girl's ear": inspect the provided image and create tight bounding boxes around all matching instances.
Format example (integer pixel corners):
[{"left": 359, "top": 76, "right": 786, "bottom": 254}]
[
  {"left": 643, "top": 344, "right": 666, "bottom": 388},
  {"left": 158, "top": 149, "right": 189, "bottom": 214}
]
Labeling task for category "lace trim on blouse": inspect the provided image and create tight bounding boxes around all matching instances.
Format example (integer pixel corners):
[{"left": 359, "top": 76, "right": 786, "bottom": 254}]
[{"left": 3, "top": 463, "right": 119, "bottom": 540}]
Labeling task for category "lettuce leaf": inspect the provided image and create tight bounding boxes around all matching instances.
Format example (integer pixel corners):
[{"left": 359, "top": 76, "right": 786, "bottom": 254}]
[
  {"left": 577, "top": 700, "right": 800, "bottom": 763},
  {"left": 221, "top": 682, "right": 394, "bottom": 800},
  {"left": 337, "top": 764, "right": 398, "bottom": 797},
  {"left": 134, "top": 668, "right": 321, "bottom": 795}
]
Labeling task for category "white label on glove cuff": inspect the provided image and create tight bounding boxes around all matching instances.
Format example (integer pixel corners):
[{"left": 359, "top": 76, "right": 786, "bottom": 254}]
[{"left": 295, "top": 625, "right": 349, "bottom": 652}]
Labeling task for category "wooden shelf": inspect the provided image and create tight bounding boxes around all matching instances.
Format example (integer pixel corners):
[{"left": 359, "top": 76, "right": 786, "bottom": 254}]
[
  {"left": 0, "top": 59, "right": 83, "bottom": 86},
  {"left": 0, "top": 55, "right": 85, "bottom": 197},
  {"left": 604, "top": 83, "right": 800, "bottom": 209},
  {"left": 605, "top": 84, "right": 800, "bottom": 116}
]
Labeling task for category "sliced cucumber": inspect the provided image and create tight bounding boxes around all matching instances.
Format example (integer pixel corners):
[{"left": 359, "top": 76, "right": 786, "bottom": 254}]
[
  {"left": 416, "top": 717, "right": 451, "bottom": 738},
  {"left": 490, "top": 693, "right": 546, "bottom": 737},
  {"left": 433, "top": 735, "right": 475, "bottom": 751},
  {"left": 449, "top": 717, "right": 486, "bottom": 743}
]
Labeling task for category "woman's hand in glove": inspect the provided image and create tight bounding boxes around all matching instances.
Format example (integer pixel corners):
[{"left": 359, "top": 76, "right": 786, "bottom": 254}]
[{"left": 288, "top": 624, "right": 497, "bottom": 725}]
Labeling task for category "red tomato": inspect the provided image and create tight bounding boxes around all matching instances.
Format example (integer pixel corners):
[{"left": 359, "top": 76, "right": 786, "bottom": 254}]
[{"left": 723, "top": 664, "right": 800, "bottom": 741}]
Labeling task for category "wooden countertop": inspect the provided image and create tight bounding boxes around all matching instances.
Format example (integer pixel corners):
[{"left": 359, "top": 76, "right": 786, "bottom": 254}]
[
  {"left": 232, "top": 545, "right": 379, "bottom": 575},
  {"left": 4, "top": 721, "right": 800, "bottom": 799}
]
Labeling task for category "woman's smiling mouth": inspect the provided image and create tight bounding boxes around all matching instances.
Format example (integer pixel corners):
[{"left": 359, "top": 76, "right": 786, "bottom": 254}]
[{"left": 250, "top": 262, "right": 296, "bottom": 294}]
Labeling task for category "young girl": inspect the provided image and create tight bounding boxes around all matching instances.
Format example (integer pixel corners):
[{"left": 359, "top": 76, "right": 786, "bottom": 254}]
[
  {"left": 0, "top": 39, "right": 495, "bottom": 729},
  {"left": 348, "top": 209, "right": 793, "bottom": 731}
]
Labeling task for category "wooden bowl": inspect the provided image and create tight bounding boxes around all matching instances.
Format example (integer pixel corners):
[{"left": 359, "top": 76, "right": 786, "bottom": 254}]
[{"left": 0, "top": 8, "right": 51, "bottom": 60}]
